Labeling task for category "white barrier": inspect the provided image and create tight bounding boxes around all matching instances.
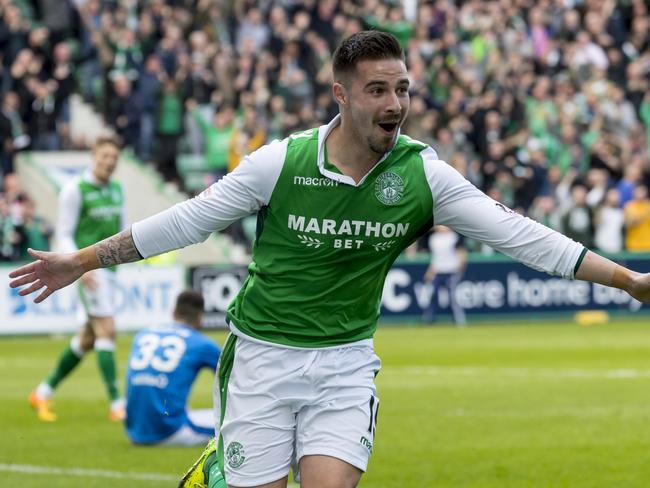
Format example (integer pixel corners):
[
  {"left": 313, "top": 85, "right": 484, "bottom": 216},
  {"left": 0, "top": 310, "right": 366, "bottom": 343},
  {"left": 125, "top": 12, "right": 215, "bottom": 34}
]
[{"left": 0, "top": 265, "right": 185, "bottom": 335}]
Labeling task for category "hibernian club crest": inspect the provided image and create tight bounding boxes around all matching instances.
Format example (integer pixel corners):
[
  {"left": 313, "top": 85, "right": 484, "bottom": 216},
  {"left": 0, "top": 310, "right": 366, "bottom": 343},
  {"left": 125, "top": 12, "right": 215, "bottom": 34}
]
[
  {"left": 226, "top": 441, "right": 246, "bottom": 468},
  {"left": 375, "top": 172, "right": 404, "bottom": 205}
]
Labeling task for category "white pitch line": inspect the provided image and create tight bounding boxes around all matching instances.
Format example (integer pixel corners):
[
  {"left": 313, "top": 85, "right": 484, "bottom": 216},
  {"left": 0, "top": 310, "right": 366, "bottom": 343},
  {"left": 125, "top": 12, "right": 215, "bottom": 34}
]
[
  {"left": 0, "top": 463, "right": 177, "bottom": 482},
  {"left": 0, "top": 463, "right": 301, "bottom": 486}
]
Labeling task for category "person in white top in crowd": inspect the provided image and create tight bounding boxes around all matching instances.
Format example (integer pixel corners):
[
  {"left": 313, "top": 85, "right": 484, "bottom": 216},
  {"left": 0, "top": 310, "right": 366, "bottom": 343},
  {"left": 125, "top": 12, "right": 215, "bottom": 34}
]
[
  {"left": 422, "top": 225, "right": 467, "bottom": 326},
  {"left": 594, "top": 188, "right": 625, "bottom": 254}
]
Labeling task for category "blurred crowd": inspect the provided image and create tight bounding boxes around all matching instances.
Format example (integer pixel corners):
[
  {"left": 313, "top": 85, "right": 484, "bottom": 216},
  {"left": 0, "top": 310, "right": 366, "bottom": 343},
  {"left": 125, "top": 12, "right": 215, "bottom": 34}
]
[
  {"left": 0, "top": 172, "right": 52, "bottom": 262},
  {"left": 2, "top": 0, "right": 650, "bottom": 258}
]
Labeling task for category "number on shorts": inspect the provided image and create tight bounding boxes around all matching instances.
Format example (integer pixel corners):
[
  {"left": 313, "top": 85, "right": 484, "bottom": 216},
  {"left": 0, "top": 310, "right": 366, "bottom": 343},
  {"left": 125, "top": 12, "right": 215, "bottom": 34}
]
[
  {"left": 368, "top": 395, "right": 380, "bottom": 436},
  {"left": 129, "top": 333, "right": 187, "bottom": 372}
]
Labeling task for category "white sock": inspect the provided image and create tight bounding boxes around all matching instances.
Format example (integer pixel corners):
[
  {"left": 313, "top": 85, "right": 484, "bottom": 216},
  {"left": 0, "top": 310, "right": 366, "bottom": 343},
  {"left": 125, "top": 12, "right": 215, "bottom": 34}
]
[
  {"left": 110, "top": 397, "right": 125, "bottom": 411},
  {"left": 70, "top": 335, "right": 86, "bottom": 357},
  {"left": 94, "top": 338, "right": 116, "bottom": 351},
  {"left": 35, "top": 382, "right": 54, "bottom": 400}
]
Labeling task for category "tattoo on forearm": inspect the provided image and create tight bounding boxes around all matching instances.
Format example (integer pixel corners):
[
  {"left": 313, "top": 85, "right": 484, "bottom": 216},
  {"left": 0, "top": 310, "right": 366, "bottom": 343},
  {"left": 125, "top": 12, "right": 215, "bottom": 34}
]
[{"left": 96, "top": 228, "right": 142, "bottom": 267}]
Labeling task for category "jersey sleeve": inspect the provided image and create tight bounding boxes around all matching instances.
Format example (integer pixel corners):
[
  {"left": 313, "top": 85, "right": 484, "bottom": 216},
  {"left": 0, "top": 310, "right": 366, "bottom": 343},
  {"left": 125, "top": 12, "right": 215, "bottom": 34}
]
[
  {"left": 55, "top": 180, "right": 81, "bottom": 253},
  {"left": 132, "top": 138, "right": 287, "bottom": 258},
  {"left": 421, "top": 147, "right": 584, "bottom": 279}
]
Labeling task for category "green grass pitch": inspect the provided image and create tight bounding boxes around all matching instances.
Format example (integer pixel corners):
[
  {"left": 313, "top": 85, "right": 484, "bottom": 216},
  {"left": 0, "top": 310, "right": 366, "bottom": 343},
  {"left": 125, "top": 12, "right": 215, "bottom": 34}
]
[{"left": 2, "top": 319, "right": 650, "bottom": 487}]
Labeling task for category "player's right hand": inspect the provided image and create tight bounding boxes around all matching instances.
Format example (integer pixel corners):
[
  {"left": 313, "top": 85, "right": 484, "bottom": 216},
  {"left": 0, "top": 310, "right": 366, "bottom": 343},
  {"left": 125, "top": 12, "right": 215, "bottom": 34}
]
[{"left": 8, "top": 248, "right": 86, "bottom": 303}]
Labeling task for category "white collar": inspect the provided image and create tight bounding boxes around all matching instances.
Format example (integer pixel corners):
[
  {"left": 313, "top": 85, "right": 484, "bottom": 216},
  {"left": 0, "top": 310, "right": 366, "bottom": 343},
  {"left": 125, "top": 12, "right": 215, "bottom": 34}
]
[
  {"left": 316, "top": 114, "right": 398, "bottom": 187},
  {"left": 83, "top": 169, "right": 109, "bottom": 187}
]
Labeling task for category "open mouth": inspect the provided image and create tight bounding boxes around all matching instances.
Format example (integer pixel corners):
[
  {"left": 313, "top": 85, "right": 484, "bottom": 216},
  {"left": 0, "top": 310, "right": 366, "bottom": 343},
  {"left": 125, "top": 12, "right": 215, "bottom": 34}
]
[{"left": 377, "top": 122, "right": 398, "bottom": 134}]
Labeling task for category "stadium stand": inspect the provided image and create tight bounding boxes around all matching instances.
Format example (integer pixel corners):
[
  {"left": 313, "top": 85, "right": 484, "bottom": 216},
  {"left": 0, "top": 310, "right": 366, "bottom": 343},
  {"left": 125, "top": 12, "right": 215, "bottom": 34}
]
[
  {"left": 1, "top": 0, "right": 650, "bottom": 257},
  {"left": 16, "top": 147, "right": 233, "bottom": 265}
]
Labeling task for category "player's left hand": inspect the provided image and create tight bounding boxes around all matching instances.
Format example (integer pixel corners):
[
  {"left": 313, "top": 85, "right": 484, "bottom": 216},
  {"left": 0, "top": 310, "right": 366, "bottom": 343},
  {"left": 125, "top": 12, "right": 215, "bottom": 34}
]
[{"left": 626, "top": 272, "right": 650, "bottom": 304}]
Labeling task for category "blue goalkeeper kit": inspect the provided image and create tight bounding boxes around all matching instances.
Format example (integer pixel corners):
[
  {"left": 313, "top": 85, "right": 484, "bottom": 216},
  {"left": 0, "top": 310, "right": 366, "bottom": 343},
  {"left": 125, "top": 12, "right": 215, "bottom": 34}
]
[{"left": 125, "top": 322, "right": 221, "bottom": 444}]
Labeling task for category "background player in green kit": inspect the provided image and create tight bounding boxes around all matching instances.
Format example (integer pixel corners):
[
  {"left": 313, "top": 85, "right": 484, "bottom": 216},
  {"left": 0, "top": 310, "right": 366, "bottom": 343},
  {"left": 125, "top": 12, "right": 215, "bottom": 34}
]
[
  {"left": 28, "top": 135, "right": 127, "bottom": 423},
  {"left": 10, "top": 31, "right": 650, "bottom": 488}
]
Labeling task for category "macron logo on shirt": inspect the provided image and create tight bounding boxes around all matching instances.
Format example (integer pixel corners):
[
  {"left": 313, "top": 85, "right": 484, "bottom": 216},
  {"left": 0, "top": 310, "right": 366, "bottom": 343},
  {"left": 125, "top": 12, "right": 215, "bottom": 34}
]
[{"left": 293, "top": 176, "right": 339, "bottom": 187}]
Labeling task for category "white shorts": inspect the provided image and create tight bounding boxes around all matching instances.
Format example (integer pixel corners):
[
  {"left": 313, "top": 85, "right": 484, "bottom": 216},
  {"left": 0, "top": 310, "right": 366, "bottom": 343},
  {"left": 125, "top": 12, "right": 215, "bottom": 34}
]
[
  {"left": 78, "top": 269, "right": 117, "bottom": 317},
  {"left": 159, "top": 409, "right": 215, "bottom": 447},
  {"left": 217, "top": 335, "right": 381, "bottom": 487}
]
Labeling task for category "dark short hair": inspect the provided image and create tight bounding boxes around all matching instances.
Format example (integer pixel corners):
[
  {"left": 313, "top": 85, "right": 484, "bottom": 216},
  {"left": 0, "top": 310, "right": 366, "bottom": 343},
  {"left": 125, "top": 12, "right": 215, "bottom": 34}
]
[
  {"left": 174, "top": 290, "right": 205, "bottom": 325},
  {"left": 332, "top": 30, "right": 404, "bottom": 80}
]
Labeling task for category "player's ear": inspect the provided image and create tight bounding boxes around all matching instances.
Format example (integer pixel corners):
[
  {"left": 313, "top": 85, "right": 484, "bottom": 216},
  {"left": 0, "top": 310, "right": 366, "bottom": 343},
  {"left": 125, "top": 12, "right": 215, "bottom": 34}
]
[{"left": 332, "top": 82, "right": 347, "bottom": 106}]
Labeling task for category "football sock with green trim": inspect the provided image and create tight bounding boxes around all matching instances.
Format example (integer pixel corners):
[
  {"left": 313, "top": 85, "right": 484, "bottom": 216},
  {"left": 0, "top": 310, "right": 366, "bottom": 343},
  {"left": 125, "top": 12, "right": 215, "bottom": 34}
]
[
  {"left": 45, "top": 336, "right": 85, "bottom": 389},
  {"left": 206, "top": 456, "right": 226, "bottom": 488},
  {"left": 95, "top": 338, "right": 119, "bottom": 401}
]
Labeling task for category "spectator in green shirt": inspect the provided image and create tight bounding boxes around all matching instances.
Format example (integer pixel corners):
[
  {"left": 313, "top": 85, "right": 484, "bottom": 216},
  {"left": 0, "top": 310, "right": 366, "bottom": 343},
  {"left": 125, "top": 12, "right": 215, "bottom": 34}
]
[
  {"left": 154, "top": 78, "right": 185, "bottom": 185},
  {"left": 364, "top": 5, "right": 414, "bottom": 50},
  {"left": 189, "top": 100, "right": 236, "bottom": 183},
  {"left": 641, "top": 92, "right": 650, "bottom": 153}
]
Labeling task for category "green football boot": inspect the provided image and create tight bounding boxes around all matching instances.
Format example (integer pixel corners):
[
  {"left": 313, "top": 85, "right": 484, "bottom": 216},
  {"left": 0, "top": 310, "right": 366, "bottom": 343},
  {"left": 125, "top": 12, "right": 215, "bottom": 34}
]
[{"left": 178, "top": 438, "right": 224, "bottom": 488}]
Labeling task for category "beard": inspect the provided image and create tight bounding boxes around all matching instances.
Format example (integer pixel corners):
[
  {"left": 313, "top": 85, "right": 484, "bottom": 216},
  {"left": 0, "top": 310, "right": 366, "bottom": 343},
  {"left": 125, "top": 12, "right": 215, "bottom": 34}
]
[
  {"left": 367, "top": 131, "right": 398, "bottom": 155},
  {"left": 347, "top": 105, "right": 405, "bottom": 155}
]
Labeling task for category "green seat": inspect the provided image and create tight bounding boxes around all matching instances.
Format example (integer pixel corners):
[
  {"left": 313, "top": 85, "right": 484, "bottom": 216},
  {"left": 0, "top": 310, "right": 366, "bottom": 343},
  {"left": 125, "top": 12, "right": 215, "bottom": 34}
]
[
  {"left": 182, "top": 171, "right": 211, "bottom": 192},
  {"left": 177, "top": 154, "right": 208, "bottom": 176}
]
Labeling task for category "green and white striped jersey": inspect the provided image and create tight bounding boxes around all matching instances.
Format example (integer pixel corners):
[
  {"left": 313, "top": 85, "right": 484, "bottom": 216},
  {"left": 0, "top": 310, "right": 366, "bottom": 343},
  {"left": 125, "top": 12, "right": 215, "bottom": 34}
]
[{"left": 133, "top": 116, "right": 584, "bottom": 348}]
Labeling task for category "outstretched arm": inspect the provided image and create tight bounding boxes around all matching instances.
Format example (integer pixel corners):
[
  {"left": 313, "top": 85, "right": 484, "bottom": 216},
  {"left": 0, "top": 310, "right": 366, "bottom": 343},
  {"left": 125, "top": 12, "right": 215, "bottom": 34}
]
[
  {"left": 575, "top": 250, "right": 650, "bottom": 303},
  {"left": 10, "top": 138, "right": 288, "bottom": 304},
  {"left": 424, "top": 153, "right": 650, "bottom": 304},
  {"left": 94, "top": 227, "right": 142, "bottom": 267},
  {"left": 9, "top": 228, "right": 141, "bottom": 303}
]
